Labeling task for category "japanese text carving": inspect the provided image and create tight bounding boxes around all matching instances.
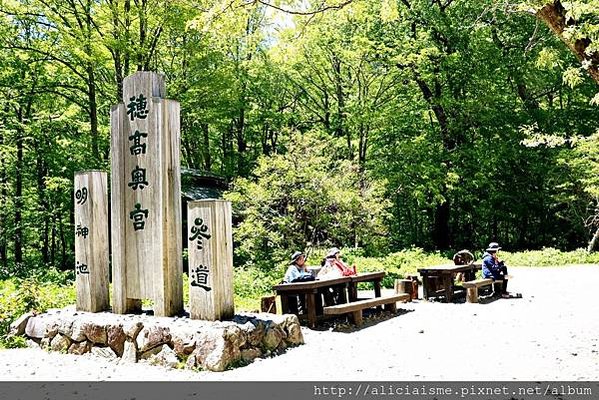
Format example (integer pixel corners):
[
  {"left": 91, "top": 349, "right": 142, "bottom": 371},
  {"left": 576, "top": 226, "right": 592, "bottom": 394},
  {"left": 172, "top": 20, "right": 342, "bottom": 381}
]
[
  {"left": 129, "top": 203, "right": 149, "bottom": 231},
  {"left": 127, "top": 94, "right": 149, "bottom": 121},
  {"left": 189, "top": 218, "right": 211, "bottom": 250}
]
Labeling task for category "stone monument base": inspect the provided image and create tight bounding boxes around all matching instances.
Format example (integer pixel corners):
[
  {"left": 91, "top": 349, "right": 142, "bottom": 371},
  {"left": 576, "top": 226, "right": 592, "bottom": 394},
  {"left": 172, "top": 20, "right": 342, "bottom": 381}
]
[{"left": 11, "top": 306, "right": 303, "bottom": 372}]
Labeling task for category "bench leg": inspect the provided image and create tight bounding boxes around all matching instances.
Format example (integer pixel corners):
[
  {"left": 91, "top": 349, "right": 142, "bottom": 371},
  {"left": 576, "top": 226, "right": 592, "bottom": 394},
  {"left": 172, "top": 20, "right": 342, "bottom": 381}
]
[
  {"left": 351, "top": 310, "right": 363, "bottom": 326},
  {"left": 466, "top": 287, "right": 478, "bottom": 303},
  {"left": 385, "top": 302, "right": 397, "bottom": 313}
]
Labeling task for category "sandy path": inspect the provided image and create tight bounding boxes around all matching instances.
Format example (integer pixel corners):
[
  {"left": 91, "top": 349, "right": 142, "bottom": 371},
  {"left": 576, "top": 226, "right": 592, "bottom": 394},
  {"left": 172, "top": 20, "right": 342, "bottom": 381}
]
[{"left": 1, "top": 265, "right": 598, "bottom": 381}]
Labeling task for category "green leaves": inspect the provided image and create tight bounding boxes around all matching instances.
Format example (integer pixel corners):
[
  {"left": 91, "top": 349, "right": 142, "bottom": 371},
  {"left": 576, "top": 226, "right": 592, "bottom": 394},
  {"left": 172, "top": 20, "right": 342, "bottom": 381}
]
[{"left": 226, "top": 130, "right": 390, "bottom": 269}]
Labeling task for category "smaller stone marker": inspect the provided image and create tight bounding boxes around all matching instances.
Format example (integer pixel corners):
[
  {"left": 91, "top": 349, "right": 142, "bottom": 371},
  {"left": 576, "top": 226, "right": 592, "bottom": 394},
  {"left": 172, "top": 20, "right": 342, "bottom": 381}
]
[
  {"left": 74, "top": 171, "right": 110, "bottom": 312},
  {"left": 188, "top": 200, "right": 234, "bottom": 320}
]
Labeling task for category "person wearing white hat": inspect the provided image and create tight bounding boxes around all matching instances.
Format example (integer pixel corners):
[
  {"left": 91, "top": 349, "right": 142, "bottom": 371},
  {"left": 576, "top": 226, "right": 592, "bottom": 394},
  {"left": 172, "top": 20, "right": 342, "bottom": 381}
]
[
  {"left": 318, "top": 247, "right": 356, "bottom": 279},
  {"left": 481, "top": 242, "right": 510, "bottom": 298}
]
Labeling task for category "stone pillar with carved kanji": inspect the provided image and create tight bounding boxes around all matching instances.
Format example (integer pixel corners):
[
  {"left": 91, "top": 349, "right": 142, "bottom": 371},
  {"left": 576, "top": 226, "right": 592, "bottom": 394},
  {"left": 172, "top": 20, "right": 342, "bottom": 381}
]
[
  {"left": 74, "top": 171, "right": 110, "bottom": 312},
  {"left": 188, "top": 200, "right": 234, "bottom": 320},
  {"left": 110, "top": 71, "right": 183, "bottom": 316}
]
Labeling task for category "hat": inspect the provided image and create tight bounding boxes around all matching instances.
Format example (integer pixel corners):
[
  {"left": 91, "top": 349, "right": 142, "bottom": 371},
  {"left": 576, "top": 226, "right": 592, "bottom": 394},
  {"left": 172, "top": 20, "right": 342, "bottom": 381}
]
[
  {"left": 486, "top": 242, "right": 502, "bottom": 252},
  {"left": 326, "top": 247, "right": 340, "bottom": 258},
  {"left": 290, "top": 251, "right": 304, "bottom": 264}
]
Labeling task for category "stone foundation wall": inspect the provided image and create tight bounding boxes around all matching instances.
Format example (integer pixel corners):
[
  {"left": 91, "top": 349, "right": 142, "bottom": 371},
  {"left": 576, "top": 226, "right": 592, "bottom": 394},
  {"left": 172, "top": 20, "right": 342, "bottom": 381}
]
[{"left": 10, "top": 307, "right": 303, "bottom": 372}]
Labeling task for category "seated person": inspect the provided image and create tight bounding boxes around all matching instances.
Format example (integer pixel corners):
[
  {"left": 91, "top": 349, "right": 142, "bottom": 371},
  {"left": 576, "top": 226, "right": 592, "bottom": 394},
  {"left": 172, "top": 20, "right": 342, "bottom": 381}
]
[
  {"left": 284, "top": 251, "right": 314, "bottom": 283},
  {"left": 317, "top": 247, "right": 356, "bottom": 279},
  {"left": 283, "top": 251, "right": 314, "bottom": 314},
  {"left": 481, "top": 242, "right": 510, "bottom": 298},
  {"left": 317, "top": 247, "right": 356, "bottom": 305}
]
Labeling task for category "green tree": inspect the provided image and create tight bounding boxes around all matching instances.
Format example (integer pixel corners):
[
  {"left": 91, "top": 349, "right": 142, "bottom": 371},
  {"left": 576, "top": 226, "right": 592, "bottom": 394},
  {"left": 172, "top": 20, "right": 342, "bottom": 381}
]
[{"left": 225, "top": 130, "right": 390, "bottom": 269}]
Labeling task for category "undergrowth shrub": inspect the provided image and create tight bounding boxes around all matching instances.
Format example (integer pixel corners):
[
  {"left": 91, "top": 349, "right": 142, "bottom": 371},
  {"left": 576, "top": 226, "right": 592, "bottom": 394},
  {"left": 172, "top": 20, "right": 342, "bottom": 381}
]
[{"left": 0, "top": 273, "right": 75, "bottom": 348}]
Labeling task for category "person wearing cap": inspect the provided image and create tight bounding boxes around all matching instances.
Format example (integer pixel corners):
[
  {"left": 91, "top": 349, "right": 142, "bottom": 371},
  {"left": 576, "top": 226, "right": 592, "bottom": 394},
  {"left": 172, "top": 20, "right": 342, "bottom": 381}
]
[
  {"left": 315, "top": 247, "right": 356, "bottom": 305},
  {"left": 283, "top": 251, "right": 314, "bottom": 283},
  {"left": 318, "top": 247, "right": 356, "bottom": 279},
  {"left": 481, "top": 242, "right": 509, "bottom": 298}
]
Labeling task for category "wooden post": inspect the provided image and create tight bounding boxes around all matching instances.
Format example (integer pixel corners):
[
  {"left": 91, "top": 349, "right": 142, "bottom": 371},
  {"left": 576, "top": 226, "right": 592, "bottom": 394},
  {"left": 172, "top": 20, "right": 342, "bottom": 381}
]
[
  {"left": 394, "top": 279, "right": 413, "bottom": 302},
  {"left": 260, "top": 296, "right": 277, "bottom": 313},
  {"left": 110, "top": 71, "right": 183, "bottom": 316},
  {"left": 74, "top": 171, "right": 109, "bottom": 312},
  {"left": 466, "top": 287, "right": 479, "bottom": 303},
  {"left": 188, "top": 200, "right": 234, "bottom": 320}
]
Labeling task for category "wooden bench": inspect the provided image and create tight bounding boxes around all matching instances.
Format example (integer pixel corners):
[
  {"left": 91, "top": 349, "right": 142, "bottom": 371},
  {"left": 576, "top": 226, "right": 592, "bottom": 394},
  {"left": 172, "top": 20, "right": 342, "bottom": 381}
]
[
  {"left": 322, "top": 294, "right": 410, "bottom": 326},
  {"left": 462, "top": 278, "right": 503, "bottom": 303}
]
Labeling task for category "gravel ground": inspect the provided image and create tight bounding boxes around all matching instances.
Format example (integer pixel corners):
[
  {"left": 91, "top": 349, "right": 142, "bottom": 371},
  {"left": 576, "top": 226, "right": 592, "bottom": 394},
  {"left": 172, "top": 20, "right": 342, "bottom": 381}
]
[{"left": 1, "top": 265, "right": 598, "bottom": 381}]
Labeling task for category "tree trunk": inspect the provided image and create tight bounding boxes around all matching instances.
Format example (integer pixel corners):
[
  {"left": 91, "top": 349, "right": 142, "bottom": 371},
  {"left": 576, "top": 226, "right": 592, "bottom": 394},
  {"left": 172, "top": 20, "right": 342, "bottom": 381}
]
[
  {"left": 34, "top": 141, "right": 50, "bottom": 264},
  {"left": 588, "top": 227, "right": 599, "bottom": 252},
  {"left": 413, "top": 72, "right": 454, "bottom": 249},
  {"left": 14, "top": 122, "right": 23, "bottom": 266},
  {"left": 433, "top": 199, "right": 451, "bottom": 250},
  {"left": 332, "top": 55, "right": 347, "bottom": 148},
  {"left": 202, "top": 122, "right": 211, "bottom": 171},
  {"left": 138, "top": 0, "right": 148, "bottom": 70},
  {"left": 358, "top": 123, "right": 369, "bottom": 169},
  {"left": 51, "top": 213, "right": 57, "bottom": 267},
  {"left": 83, "top": 0, "right": 100, "bottom": 161},
  {"left": 236, "top": 108, "right": 247, "bottom": 175},
  {"left": 536, "top": 1, "right": 599, "bottom": 84},
  {"left": 60, "top": 213, "right": 67, "bottom": 270},
  {"left": 109, "top": 0, "right": 124, "bottom": 100},
  {"left": 0, "top": 129, "right": 7, "bottom": 270},
  {"left": 87, "top": 66, "right": 100, "bottom": 161}
]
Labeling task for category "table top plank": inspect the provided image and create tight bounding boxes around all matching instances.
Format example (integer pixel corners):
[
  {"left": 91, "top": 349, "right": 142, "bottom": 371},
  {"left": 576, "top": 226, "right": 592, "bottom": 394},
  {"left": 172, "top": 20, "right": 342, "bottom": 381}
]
[
  {"left": 350, "top": 271, "right": 385, "bottom": 282},
  {"left": 272, "top": 276, "right": 350, "bottom": 292},
  {"left": 417, "top": 263, "right": 481, "bottom": 274},
  {"left": 273, "top": 271, "right": 386, "bottom": 292}
]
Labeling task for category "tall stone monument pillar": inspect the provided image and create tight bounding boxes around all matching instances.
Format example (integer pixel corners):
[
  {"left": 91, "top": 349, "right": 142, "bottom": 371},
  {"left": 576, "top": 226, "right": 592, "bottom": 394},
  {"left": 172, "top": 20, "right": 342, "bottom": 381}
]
[
  {"left": 110, "top": 72, "right": 183, "bottom": 316},
  {"left": 74, "top": 171, "right": 110, "bottom": 312},
  {"left": 188, "top": 200, "right": 234, "bottom": 320}
]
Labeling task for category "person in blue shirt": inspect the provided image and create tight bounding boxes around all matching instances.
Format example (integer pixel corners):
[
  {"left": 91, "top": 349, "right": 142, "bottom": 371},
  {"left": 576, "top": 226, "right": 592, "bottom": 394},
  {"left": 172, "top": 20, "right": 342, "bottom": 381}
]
[
  {"left": 283, "top": 251, "right": 314, "bottom": 314},
  {"left": 284, "top": 251, "right": 314, "bottom": 283},
  {"left": 481, "top": 242, "right": 510, "bottom": 298}
]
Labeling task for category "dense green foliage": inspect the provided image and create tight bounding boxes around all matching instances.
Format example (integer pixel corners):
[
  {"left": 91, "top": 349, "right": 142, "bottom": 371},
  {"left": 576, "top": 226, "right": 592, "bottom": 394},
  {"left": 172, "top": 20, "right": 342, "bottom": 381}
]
[
  {"left": 0, "top": 275, "right": 75, "bottom": 348},
  {"left": 226, "top": 131, "right": 390, "bottom": 268},
  {"left": 0, "top": 0, "right": 598, "bottom": 281}
]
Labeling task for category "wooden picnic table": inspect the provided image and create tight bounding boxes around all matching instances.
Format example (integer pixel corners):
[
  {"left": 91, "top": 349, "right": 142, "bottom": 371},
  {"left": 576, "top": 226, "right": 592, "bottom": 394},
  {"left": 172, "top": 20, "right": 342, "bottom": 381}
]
[
  {"left": 417, "top": 263, "right": 481, "bottom": 302},
  {"left": 348, "top": 271, "right": 384, "bottom": 301},
  {"left": 272, "top": 271, "right": 386, "bottom": 328}
]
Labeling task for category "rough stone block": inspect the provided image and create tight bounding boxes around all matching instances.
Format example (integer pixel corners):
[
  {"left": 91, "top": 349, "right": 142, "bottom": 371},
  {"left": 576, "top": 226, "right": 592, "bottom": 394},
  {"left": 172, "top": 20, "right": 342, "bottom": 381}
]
[
  {"left": 68, "top": 341, "right": 91, "bottom": 355},
  {"left": 107, "top": 324, "right": 126, "bottom": 357},
  {"left": 136, "top": 325, "right": 171, "bottom": 353},
  {"left": 9, "top": 312, "right": 34, "bottom": 336},
  {"left": 50, "top": 334, "right": 71, "bottom": 352},
  {"left": 82, "top": 322, "right": 107, "bottom": 344}
]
